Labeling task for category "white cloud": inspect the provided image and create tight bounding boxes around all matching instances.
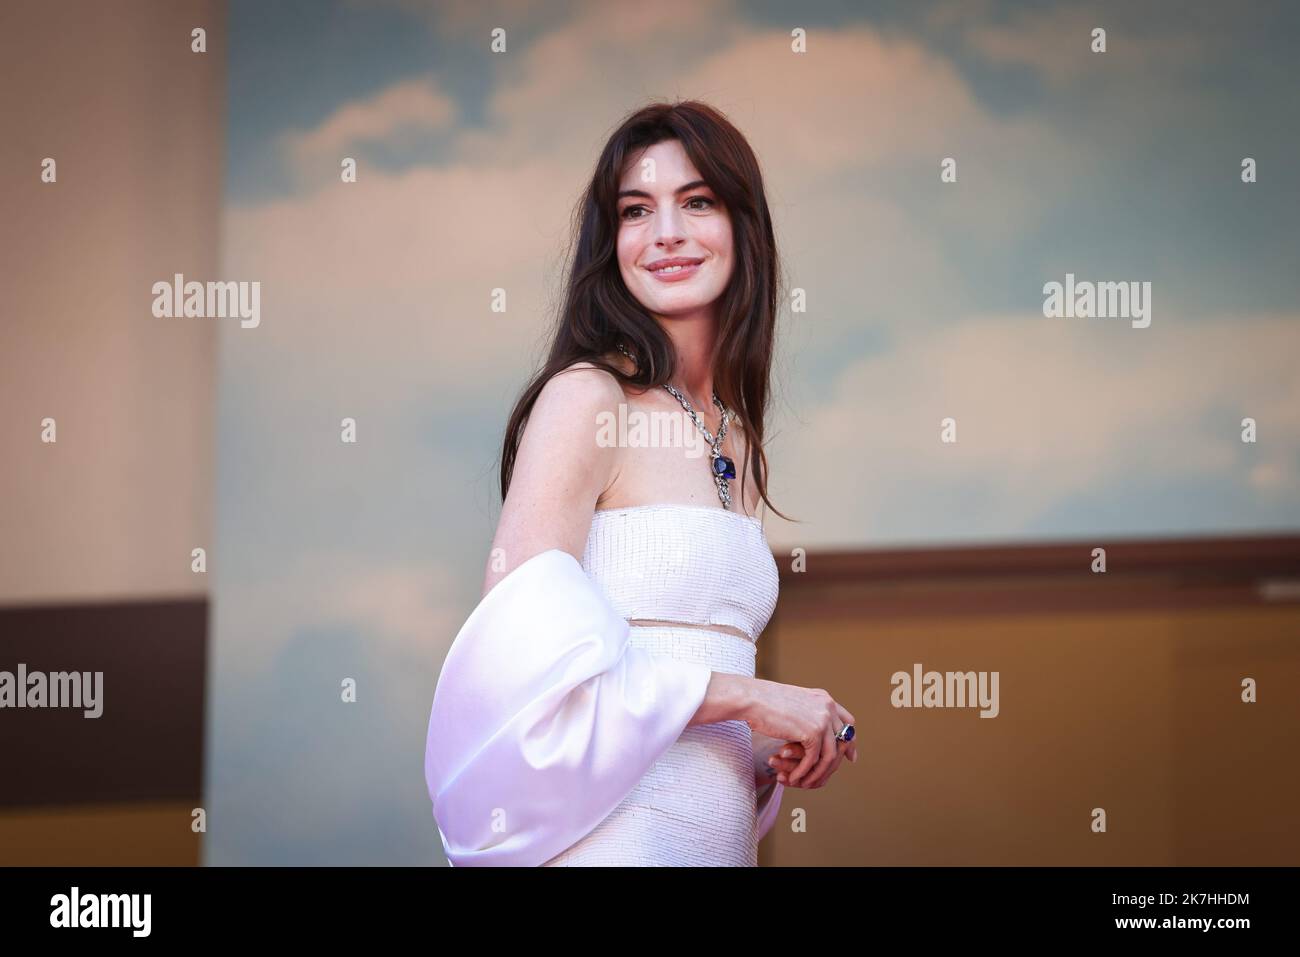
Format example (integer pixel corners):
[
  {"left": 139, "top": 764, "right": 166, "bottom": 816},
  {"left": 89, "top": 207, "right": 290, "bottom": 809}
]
[
  {"left": 963, "top": 4, "right": 1206, "bottom": 85},
  {"left": 277, "top": 74, "right": 456, "bottom": 185},
  {"left": 765, "top": 313, "right": 1300, "bottom": 548},
  {"left": 344, "top": 0, "right": 553, "bottom": 36},
  {"left": 226, "top": 10, "right": 1080, "bottom": 400},
  {"left": 221, "top": 157, "right": 583, "bottom": 401},
  {"left": 216, "top": 549, "right": 464, "bottom": 681}
]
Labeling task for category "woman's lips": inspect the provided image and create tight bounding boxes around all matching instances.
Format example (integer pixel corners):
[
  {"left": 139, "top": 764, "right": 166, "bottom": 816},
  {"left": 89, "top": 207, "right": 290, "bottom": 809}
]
[{"left": 647, "top": 261, "right": 702, "bottom": 283}]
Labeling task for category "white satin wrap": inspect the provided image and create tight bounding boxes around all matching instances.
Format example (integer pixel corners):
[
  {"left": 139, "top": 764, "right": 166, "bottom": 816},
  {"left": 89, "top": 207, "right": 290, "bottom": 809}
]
[
  {"left": 756, "top": 775, "right": 786, "bottom": 843},
  {"left": 426, "top": 547, "right": 749, "bottom": 866}
]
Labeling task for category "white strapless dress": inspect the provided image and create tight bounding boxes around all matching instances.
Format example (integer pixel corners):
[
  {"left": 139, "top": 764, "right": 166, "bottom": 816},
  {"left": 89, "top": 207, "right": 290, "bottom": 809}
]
[{"left": 541, "top": 503, "right": 782, "bottom": 867}]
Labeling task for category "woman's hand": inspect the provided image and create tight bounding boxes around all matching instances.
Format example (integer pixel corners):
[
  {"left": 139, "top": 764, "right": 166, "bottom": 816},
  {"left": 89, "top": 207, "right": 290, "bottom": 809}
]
[
  {"left": 742, "top": 678, "right": 857, "bottom": 789},
  {"left": 763, "top": 739, "right": 857, "bottom": 789}
]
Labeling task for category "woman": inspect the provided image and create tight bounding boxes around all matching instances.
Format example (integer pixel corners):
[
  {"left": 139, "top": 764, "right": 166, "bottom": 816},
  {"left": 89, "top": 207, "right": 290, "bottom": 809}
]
[{"left": 425, "top": 101, "right": 857, "bottom": 866}]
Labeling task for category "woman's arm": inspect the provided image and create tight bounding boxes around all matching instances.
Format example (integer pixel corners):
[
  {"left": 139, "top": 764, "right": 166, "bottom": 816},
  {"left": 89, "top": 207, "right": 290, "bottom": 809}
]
[
  {"left": 481, "top": 363, "right": 623, "bottom": 598},
  {"left": 686, "top": 672, "right": 753, "bottom": 728},
  {"left": 490, "top": 364, "right": 756, "bottom": 734}
]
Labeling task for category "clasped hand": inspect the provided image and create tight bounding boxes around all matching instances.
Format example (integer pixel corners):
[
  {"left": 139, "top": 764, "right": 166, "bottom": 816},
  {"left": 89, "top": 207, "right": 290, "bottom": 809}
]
[{"left": 753, "top": 730, "right": 857, "bottom": 791}]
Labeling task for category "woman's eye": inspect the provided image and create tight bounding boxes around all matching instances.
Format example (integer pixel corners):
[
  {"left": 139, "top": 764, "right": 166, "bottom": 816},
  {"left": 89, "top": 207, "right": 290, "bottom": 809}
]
[{"left": 621, "top": 197, "right": 714, "bottom": 220}]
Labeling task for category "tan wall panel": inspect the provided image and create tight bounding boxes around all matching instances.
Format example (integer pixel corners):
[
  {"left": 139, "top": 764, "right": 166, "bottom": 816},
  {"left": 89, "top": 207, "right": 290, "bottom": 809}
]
[
  {"left": 0, "top": 802, "right": 202, "bottom": 867},
  {"left": 760, "top": 605, "right": 1299, "bottom": 865},
  {"left": 1169, "top": 612, "right": 1300, "bottom": 864},
  {"left": 0, "top": 0, "right": 224, "bottom": 604}
]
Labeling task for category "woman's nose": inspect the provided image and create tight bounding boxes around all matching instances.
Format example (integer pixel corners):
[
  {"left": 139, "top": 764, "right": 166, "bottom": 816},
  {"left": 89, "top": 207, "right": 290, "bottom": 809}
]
[{"left": 653, "top": 204, "right": 686, "bottom": 247}]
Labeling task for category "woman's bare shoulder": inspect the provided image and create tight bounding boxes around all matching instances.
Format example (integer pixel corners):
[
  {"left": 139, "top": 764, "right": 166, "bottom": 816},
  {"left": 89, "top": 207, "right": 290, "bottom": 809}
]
[
  {"left": 486, "top": 361, "right": 627, "bottom": 598},
  {"left": 532, "top": 359, "right": 626, "bottom": 419}
]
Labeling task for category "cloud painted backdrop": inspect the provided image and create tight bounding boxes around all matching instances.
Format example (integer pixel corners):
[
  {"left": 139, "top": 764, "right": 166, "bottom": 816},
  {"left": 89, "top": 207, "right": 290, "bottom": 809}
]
[{"left": 207, "top": 0, "right": 1300, "bottom": 864}]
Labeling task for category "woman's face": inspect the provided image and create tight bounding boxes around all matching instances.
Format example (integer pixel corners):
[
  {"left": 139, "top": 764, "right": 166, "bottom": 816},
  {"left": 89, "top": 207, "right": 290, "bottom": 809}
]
[{"left": 615, "top": 139, "right": 733, "bottom": 322}]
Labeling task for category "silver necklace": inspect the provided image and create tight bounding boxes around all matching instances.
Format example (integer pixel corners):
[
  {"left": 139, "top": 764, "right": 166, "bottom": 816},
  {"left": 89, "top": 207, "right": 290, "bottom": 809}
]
[
  {"left": 617, "top": 344, "right": 736, "bottom": 509},
  {"left": 664, "top": 383, "right": 736, "bottom": 510}
]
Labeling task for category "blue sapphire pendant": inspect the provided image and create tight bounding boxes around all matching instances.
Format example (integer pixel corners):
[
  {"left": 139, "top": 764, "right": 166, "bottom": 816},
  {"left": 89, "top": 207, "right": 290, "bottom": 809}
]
[{"left": 712, "top": 455, "right": 736, "bottom": 481}]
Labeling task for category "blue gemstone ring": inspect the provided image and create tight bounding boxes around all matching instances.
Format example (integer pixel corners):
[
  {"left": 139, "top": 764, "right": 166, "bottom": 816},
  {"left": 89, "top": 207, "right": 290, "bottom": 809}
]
[{"left": 835, "top": 723, "right": 855, "bottom": 743}]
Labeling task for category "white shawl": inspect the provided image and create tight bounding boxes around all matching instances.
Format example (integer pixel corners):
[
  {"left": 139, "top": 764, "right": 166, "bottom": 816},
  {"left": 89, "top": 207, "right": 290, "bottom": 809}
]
[{"left": 424, "top": 547, "right": 785, "bottom": 866}]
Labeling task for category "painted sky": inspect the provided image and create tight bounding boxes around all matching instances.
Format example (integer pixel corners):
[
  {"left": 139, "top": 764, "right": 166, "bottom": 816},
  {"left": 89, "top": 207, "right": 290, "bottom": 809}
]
[{"left": 206, "top": 0, "right": 1300, "bottom": 864}]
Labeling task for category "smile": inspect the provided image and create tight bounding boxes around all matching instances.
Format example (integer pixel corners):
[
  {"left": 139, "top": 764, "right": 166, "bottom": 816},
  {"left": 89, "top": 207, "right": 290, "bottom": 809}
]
[{"left": 646, "top": 259, "right": 703, "bottom": 282}]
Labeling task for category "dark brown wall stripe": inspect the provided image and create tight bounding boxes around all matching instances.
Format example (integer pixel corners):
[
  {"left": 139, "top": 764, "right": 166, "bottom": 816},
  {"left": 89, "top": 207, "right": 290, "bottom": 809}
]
[
  {"left": 0, "top": 599, "right": 206, "bottom": 808},
  {"left": 770, "top": 534, "right": 1300, "bottom": 619}
]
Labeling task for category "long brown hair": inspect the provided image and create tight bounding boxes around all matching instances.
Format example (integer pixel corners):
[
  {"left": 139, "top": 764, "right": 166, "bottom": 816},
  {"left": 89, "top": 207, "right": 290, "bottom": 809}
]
[{"left": 499, "top": 100, "right": 790, "bottom": 521}]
